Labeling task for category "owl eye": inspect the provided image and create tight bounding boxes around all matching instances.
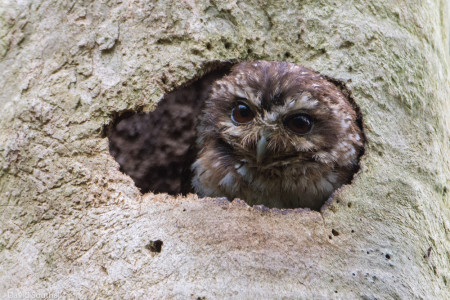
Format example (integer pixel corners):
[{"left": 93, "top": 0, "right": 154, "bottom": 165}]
[
  {"left": 285, "top": 114, "right": 313, "bottom": 135},
  {"left": 231, "top": 103, "right": 255, "bottom": 124}
]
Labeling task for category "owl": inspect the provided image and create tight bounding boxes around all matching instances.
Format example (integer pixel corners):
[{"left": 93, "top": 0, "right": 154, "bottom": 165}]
[{"left": 192, "top": 61, "right": 364, "bottom": 210}]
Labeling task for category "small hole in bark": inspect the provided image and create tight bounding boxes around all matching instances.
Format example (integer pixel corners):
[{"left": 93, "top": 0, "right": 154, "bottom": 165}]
[
  {"left": 331, "top": 229, "right": 339, "bottom": 236},
  {"left": 424, "top": 246, "right": 432, "bottom": 258},
  {"left": 161, "top": 74, "right": 167, "bottom": 85},
  {"left": 206, "top": 42, "right": 212, "bottom": 50},
  {"left": 146, "top": 240, "right": 163, "bottom": 253},
  {"left": 191, "top": 48, "right": 201, "bottom": 55},
  {"left": 107, "top": 63, "right": 232, "bottom": 195},
  {"left": 224, "top": 42, "right": 231, "bottom": 49},
  {"left": 347, "top": 202, "right": 352, "bottom": 208},
  {"left": 385, "top": 254, "right": 391, "bottom": 259}
]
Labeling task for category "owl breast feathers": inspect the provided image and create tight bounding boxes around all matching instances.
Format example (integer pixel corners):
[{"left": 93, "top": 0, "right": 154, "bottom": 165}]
[{"left": 192, "top": 61, "right": 364, "bottom": 210}]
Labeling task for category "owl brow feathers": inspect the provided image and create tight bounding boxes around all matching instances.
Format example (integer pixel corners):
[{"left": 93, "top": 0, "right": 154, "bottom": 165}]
[{"left": 231, "top": 62, "right": 336, "bottom": 112}]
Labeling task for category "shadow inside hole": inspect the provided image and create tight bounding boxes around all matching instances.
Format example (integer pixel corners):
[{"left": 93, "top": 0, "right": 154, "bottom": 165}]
[{"left": 107, "top": 65, "right": 232, "bottom": 195}]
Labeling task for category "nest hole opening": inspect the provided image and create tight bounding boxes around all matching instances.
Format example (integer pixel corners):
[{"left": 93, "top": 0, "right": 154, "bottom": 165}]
[{"left": 106, "top": 61, "right": 365, "bottom": 212}]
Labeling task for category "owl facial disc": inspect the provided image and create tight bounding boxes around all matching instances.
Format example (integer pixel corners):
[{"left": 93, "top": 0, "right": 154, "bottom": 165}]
[{"left": 192, "top": 61, "right": 364, "bottom": 210}]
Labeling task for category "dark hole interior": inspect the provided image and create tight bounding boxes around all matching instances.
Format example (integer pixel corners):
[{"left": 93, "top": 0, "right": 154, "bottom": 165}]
[{"left": 107, "top": 65, "right": 232, "bottom": 195}]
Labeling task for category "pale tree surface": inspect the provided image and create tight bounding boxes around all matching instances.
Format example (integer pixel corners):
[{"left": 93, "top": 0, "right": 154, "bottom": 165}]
[{"left": 0, "top": 0, "right": 449, "bottom": 299}]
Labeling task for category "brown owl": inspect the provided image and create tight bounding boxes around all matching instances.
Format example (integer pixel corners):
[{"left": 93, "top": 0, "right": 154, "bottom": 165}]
[{"left": 192, "top": 61, "right": 364, "bottom": 210}]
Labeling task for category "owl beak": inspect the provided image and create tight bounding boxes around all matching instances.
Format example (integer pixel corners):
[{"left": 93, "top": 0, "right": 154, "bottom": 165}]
[{"left": 256, "top": 135, "right": 268, "bottom": 164}]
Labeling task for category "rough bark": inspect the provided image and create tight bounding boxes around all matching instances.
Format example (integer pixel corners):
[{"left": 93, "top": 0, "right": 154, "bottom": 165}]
[{"left": 0, "top": 0, "right": 449, "bottom": 299}]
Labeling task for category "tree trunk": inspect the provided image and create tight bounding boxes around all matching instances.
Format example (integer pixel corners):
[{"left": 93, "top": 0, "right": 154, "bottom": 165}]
[{"left": 0, "top": 0, "right": 448, "bottom": 298}]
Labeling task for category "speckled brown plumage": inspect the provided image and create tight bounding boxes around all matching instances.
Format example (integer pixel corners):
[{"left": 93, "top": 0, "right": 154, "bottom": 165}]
[{"left": 192, "top": 61, "right": 364, "bottom": 210}]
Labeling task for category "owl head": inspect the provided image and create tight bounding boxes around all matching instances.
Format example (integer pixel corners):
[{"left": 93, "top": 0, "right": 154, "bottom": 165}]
[{"left": 193, "top": 61, "right": 364, "bottom": 209}]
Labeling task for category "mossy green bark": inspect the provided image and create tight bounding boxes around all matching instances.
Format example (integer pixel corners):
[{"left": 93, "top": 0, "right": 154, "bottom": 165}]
[{"left": 0, "top": 0, "right": 448, "bottom": 298}]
